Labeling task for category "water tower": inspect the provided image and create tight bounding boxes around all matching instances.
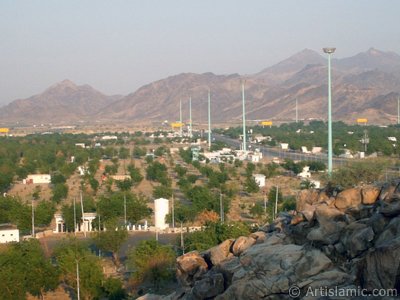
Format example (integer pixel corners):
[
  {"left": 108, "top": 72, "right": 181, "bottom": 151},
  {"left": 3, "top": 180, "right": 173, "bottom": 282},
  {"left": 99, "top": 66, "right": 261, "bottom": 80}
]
[{"left": 154, "top": 198, "right": 169, "bottom": 230}]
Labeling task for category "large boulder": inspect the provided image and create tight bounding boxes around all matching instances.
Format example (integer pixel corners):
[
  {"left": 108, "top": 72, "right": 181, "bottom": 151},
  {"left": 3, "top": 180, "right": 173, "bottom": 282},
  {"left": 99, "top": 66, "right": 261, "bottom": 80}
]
[
  {"left": 231, "top": 236, "right": 256, "bottom": 256},
  {"left": 306, "top": 205, "right": 346, "bottom": 245},
  {"left": 208, "top": 239, "right": 234, "bottom": 266},
  {"left": 361, "top": 237, "right": 400, "bottom": 291},
  {"left": 361, "top": 186, "right": 380, "bottom": 205},
  {"left": 249, "top": 231, "right": 267, "bottom": 244},
  {"left": 340, "top": 222, "right": 374, "bottom": 258},
  {"left": 335, "top": 188, "right": 362, "bottom": 211},
  {"left": 192, "top": 273, "right": 225, "bottom": 299},
  {"left": 176, "top": 251, "right": 208, "bottom": 287},
  {"left": 375, "top": 216, "right": 400, "bottom": 247},
  {"left": 300, "top": 203, "right": 316, "bottom": 222},
  {"left": 296, "top": 189, "right": 320, "bottom": 212}
]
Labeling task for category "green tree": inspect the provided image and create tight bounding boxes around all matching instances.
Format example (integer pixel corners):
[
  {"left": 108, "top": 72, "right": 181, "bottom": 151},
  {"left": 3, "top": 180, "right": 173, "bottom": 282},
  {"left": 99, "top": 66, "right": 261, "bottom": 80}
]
[
  {"left": 54, "top": 238, "right": 104, "bottom": 300},
  {"left": 0, "top": 239, "right": 59, "bottom": 300},
  {"left": 52, "top": 183, "right": 68, "bottom": 203},
  {"left": 153, "top": 185, "right": 173, "bottom": 199},
  {"left": 245, "top": 176, "right": 260, "bottom": 193},
  {"left": 93, "top": 229, "right": 128, "bottom": 266},
  {"left": 128, "top": 240, "right": 176, "bottom": 290},
  {"left": 97, "top": 192, "right": 151, "bottom": 227},
  {"left": 127, "top": 164, "right": 144, "bottom": 185}
]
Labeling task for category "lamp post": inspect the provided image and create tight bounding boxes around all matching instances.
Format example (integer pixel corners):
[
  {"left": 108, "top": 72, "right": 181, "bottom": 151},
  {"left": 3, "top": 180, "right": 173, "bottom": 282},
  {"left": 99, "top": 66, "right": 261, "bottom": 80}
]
[
  {"left": 323, "top": 47, "right": 336, "bottom": 175},
  {"left": 242, "top": 82, "right": 247, "bottom": 152},
  {"left": 208, "top": 89, "right": 212, "bottom": 150}
]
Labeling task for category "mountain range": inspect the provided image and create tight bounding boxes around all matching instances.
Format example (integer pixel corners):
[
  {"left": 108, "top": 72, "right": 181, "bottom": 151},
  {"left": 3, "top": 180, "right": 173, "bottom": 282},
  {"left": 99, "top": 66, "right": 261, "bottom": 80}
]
[{"left": 1, "top": 48, "right": 400, "bottom": 126}]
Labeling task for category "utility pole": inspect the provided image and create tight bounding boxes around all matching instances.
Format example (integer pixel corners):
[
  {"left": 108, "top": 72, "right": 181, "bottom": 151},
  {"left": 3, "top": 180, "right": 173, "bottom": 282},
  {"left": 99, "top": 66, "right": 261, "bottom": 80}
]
[
  {"left": 180, "top": 222, "right": 185, "bottom": 254},
  {"left": 180, "top": 99, "right": 183, "bottom": 137},
  {"left": 80, "top": 191, "right": 86, "bottom": 237},
  {"left": 31, "top": 199, "right": 35, "bottom": 238},
  {"left": 264, "top": 192, "right": 267, "bottom": 215},
  {"left": 220, "top": 192, "right": 224, "bottom": 223},
  {"left": 242, "top": 82, "right": 247, "bottom": 152},
  {"left": 124, "top": 193, "right": 127, "bottom": 228},
  {"left": 73, "top": 197, "right": 76, "bottom": 236},
  {"left": 295, "top": 98, "right": 298, "bottom": 123},
  {"left": 208, "top": 89, "right": 212, "bottom": 150},
  {"left": 189, "top": 97, "right": 192, "bottom": 138},
  {"left": 171, "top": 194, "right": 175, "bottom": 231},
  {"left": 76, "top": 260, "right": 80, "bottom": 300},
  {"left": 274, "top": 186, "right": 279, "bottom": 218},
  {"left": 397, "top": 96, "right": 399, "bottom": 125}
]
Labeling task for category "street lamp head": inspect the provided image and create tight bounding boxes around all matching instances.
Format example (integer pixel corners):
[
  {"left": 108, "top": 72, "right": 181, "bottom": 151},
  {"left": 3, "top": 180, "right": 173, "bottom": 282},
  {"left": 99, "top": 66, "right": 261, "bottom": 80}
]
[{"left": 323, "top": 47, "right": 336, "bottom": 54}]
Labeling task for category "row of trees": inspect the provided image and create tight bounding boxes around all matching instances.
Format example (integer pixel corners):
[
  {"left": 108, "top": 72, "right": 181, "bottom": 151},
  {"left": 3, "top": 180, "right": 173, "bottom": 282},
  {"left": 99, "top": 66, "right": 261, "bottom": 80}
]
[{"left": 219, "top": 121, "right": 400, "bottom": 155}]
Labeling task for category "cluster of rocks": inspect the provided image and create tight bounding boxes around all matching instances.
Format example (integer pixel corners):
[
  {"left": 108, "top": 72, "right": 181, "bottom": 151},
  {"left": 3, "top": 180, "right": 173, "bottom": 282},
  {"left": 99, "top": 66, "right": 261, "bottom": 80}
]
[{"left": 151, "top": 180, "right": 400, "bottom": 299}]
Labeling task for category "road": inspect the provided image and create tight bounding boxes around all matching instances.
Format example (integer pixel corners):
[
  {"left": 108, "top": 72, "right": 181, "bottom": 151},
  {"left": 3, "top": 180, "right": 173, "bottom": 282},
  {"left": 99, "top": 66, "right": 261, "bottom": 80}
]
[{"left": 213, "top": 133, "right": 348, "bottom": 167}]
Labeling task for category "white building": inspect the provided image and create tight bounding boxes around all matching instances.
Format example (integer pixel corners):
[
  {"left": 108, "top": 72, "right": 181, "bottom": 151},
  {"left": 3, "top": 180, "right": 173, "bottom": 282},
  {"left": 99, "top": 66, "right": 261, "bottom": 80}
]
[
  {"left": 101, "top": 135, "right": 118, "bottom": 140},
  {"left": 23, "top": 174, "right": 51, "bottom": 184},
  {"left": 111, "top": 174, "right": 131, "bottom": 181},
  {"left": 280, "top": 143, "right": 289, "bottom": 150},
  {"left": 0, "top": 224, "right": 19, "bottom": 243},
  {"left": 311, "top": 147, "right": 322, "bottom": 154},
  {"left": 54, "top": 212, "right": 97, "bottom": 233},
  {"left": 253, "top": 174, "right": 266, "bottom": 187},
  {"left": 154, "top": 198, "right": 169, "bottom": 230},
  {"left": 301, "top": 146, "right": 311, "bottom": 154}
]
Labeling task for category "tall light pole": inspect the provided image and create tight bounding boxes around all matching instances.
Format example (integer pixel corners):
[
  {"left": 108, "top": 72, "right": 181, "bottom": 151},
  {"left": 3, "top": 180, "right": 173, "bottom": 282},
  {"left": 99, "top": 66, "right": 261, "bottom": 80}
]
[
  {"left": 219, "top": 192, "right": 224, "bottom": 223},
  {"left": 242, "top": 82, "right": 247, "bottom": 152},
  {"left": 180, "top": 99, "right": 183, "bottom": 137},
  {"left": 208, "top": 89, "right": 212, "bottom": 150},
  {"left": 31, "top": 199, "right": 35, "bottom": 238},
  {"left": 189, "top": 97, "right": 192, "bottom": 138},
  {"left": 397, "top": 96, "right": 399, "bottom": 125},
  {"left": 76, "top": 260, "right": 81, "bottom": 300},
  {"left": 124, "top": 193, "right": 127, "bottom": 228},
  {"left": 323, "top": 47, "right": 336, "bottom": 175}
]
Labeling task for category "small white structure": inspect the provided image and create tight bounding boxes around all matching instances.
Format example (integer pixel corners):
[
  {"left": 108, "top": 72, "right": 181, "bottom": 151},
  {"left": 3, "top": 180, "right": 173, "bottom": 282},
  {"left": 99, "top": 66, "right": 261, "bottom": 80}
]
[
  {"left": 81, "top": 213, "right": 97, "bottom": 232},
  {"left": 298, "top": 166, "right": 311, "bottom": 179},
  {"left": 154, "top": 198, "right": 169, "bottom": 230},
  {"left": 75, "top": 143, "right": 86, "bottom": 148},
  {"left": 101, "top": 135, "right": 118, "bottom": 140},
  {"left": 280, "top": 143, "right": 289, "bottom": 150},
  {"left": 311, "top": 147, "right": 322, "bottom": 154},
  {"left": 23, "top": 174, "right": 51, "bottom": 184},
  {"left": 301, "top": 146, "right": 311, "bottom": 154},
  {"left": 111, "top": 174, "right": 131, "bottom": 181},
  {"left": 310, "top": 180, "right": 321, "bottom": 189},
  {"left": 53, "top": 212, "right": 97, "bottom": 233},
  {"left": 253, "top": 174, "right": 266, "bottom": 187},
  {"left": 0, "top": 224, "right": 19, "bottom": 243},
  {"left": 388, "top": 137, "right": 397, "bottom": 142},
  {"left": 54, "top": 214, "right": 65, "bottom": 233}
]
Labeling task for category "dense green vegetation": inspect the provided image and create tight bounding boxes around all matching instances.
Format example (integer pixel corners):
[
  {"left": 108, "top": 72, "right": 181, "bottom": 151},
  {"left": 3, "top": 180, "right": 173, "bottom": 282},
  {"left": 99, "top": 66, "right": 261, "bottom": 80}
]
[{"left": 218, "top": 121, "right": 400, "bottom": 155}]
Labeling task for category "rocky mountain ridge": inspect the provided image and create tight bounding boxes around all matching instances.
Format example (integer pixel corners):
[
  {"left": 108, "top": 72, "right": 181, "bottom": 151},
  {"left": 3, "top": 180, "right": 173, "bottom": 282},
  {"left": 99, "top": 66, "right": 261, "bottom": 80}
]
[
  {"left": 1, "top": 48, "right": 400, "bottom": 125},
  {"left": 151, "top": 180, "right": 400, "bottom": 299}
]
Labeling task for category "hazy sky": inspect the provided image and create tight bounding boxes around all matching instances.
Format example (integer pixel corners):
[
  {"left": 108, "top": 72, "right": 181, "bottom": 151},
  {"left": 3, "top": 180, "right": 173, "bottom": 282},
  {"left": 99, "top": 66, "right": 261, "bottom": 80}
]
[{"left": 1, "top": 0, "right": 399, "bottom": 105}]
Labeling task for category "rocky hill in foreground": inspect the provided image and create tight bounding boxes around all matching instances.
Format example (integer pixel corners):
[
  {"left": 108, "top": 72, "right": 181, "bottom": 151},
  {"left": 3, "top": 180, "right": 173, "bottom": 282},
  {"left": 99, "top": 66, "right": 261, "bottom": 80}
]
[{"left": 148, "top": 180, "right": 400, "bottom": 299}]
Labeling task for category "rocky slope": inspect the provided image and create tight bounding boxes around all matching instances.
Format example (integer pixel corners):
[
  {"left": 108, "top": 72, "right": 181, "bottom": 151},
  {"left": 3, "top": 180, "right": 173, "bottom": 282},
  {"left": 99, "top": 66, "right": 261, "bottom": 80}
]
[{"left": 156, "top": 180, "right": 400, "bottom": 299}]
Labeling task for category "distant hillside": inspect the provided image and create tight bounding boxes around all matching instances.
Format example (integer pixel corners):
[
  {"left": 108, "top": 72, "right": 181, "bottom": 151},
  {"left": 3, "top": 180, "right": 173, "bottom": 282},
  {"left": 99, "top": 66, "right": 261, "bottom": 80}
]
[
  {"left": 2, "top": 48, "right": 400, "bottom": 125},
  {"left": 0, "top": 80, "right": 119, "bottom": 124}
]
